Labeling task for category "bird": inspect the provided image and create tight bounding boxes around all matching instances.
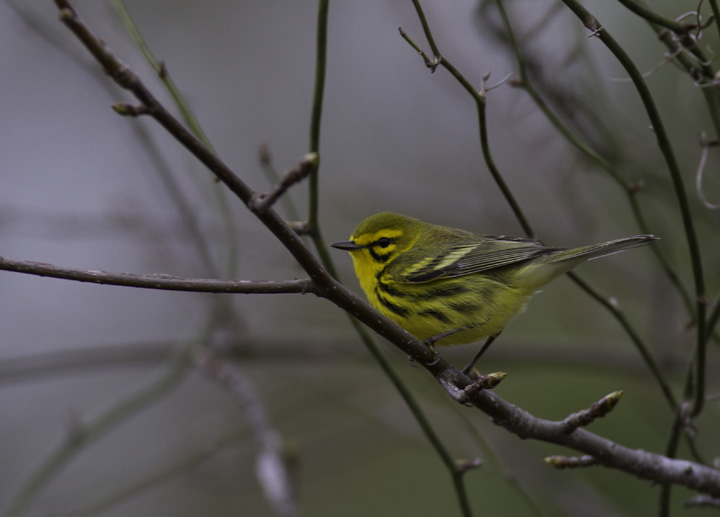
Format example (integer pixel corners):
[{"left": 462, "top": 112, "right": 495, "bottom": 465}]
[{"left": 331, "top": 212, "right": 657, "bottom": 373}]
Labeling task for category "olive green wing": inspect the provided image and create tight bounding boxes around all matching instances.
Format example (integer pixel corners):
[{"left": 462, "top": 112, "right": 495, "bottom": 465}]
[{"left": 391, "top": 238, "right": 559, "bottom": 283}]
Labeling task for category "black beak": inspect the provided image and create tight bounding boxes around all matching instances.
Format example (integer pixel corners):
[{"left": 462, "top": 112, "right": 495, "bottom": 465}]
[{"left": 331, "top": 240, "right": 363, "bottom": 251}]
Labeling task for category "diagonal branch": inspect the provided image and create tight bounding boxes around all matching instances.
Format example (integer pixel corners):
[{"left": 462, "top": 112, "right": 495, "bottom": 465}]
[{"left": 450, "top": 382, "right": 720, "bottom": 497}]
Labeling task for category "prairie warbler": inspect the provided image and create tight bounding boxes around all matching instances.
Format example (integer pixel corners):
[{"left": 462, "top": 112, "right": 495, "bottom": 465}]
[{"left": 331, "top": 212, "right": 656, "bottom": 372}]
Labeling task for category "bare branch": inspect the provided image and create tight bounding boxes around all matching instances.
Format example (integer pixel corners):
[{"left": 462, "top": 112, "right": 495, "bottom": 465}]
[
  {"left": 454, "top": 382, "right": 720, "bottom": 497},
  {"left": 0, "top": 256, "right": 314, "bottom": 295}
]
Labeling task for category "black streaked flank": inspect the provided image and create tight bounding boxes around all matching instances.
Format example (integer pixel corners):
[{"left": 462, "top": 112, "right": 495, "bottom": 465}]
[
  {"left": 419, "top": 309, "right": 452, "bottom": 324},
  {"left": 447, "top": 301, "right": 481, "bottom": 314},
  {"left": 376, "top": 278, "right": 470, "bottom": 300},
  {"left": 407, "top": 269, "right": 446, "bottom": 283},
  {"left": 374, "top": 289, "right": 410, "bottom": 317},
  {"left": 375, "top": 279, "right": 406, "bottom": 297},
  {"left": 424, "top": 284, "right": 471, "bottom": 298}
]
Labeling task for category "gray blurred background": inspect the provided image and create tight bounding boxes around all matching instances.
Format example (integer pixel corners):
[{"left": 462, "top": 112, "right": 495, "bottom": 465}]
[{"left": 1, "top": 0, "right": 718, "bottom": 515}]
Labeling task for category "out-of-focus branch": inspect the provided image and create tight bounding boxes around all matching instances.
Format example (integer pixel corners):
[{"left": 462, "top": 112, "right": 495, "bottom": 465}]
[
  {"left": 5, "top": 344, "right": 196, "bottom": 517},
  {"left": 4, "top": 338, "right": 707, "bottom": 387},
  {"left": 615, "top": 0, "right": 709, "bottom": 34},
  {"left": 196, "top": 351, "right": 297, "bottom": 517}
]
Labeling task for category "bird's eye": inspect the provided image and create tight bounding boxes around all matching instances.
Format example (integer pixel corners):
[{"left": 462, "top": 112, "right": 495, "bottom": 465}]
[{"left": 377, "top": 237, "right": 391, "bottom": 248}]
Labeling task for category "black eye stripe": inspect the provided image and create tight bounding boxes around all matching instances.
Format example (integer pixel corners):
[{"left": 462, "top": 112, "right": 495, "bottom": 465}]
[{"left": 369, "top": 248, "right": 392, "bottom": 263}]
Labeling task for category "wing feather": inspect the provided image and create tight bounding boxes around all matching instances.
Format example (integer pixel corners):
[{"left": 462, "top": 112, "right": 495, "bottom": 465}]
[{"left": 394, "top": 238, "right": 559, "bottom": 283}]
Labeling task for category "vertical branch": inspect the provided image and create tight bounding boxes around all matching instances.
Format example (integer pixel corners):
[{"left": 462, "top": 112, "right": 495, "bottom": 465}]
[
  {"left": 303, "top": 5, "right": 477, "bottom": 514},
  {"left": 305, "top": 0, "right": 339, "bottom": 280},
  {"left": 707, "top": 297, "right": 720, "bottom": 344},
  {"left": 473, "top": 74, "right": 534, "bottom": 238},
  {"left": 307, "top": 0, "right": 328, "bottom": 233}
]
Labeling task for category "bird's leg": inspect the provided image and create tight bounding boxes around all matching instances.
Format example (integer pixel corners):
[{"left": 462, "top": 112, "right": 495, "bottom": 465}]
[
  {"left": 461, "top": 333, "right": 500, "bottom": 375},
  {"left": 424, "top": 325, "right": 477, "bottom": 348}
]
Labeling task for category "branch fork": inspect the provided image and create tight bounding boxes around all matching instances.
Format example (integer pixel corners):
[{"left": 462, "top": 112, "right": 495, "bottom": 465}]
[{"left": 250, "top": 153, "right": 318, "bottom": 213}]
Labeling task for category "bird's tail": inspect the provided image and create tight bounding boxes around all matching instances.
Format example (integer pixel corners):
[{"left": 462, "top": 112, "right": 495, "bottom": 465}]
[
  {"left": 513, "top": 234, "right": 657, "bottom": 290},
  {"left": 551, "top": 234, "right": 658, "bottom": 263}
]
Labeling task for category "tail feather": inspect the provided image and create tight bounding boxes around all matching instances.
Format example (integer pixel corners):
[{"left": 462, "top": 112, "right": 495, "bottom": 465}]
[{"left": 552, "top": 234, "right": 658, "bottom": 263}]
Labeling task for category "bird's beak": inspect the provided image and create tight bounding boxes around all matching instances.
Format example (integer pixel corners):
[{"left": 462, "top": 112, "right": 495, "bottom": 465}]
[{"left": 331, "top": 240, "right": 363, "bottom": 251}]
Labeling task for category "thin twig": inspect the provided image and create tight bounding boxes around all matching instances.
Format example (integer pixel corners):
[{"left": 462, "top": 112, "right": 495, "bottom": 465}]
[
  {"left": 616, "top": 0, "right": 701, "bottom": 34},
  {"left": 560, "top": 391, "right": 624, "bottom": 433},
  {"left": 258, "top": 144, "right": 303, "bottom": 222},
  {"left": 250, "top": 153, "right": 318, "bottom": 213},
  {"left": 399, "top": 22, "right": 534, "bottom": 238}
]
